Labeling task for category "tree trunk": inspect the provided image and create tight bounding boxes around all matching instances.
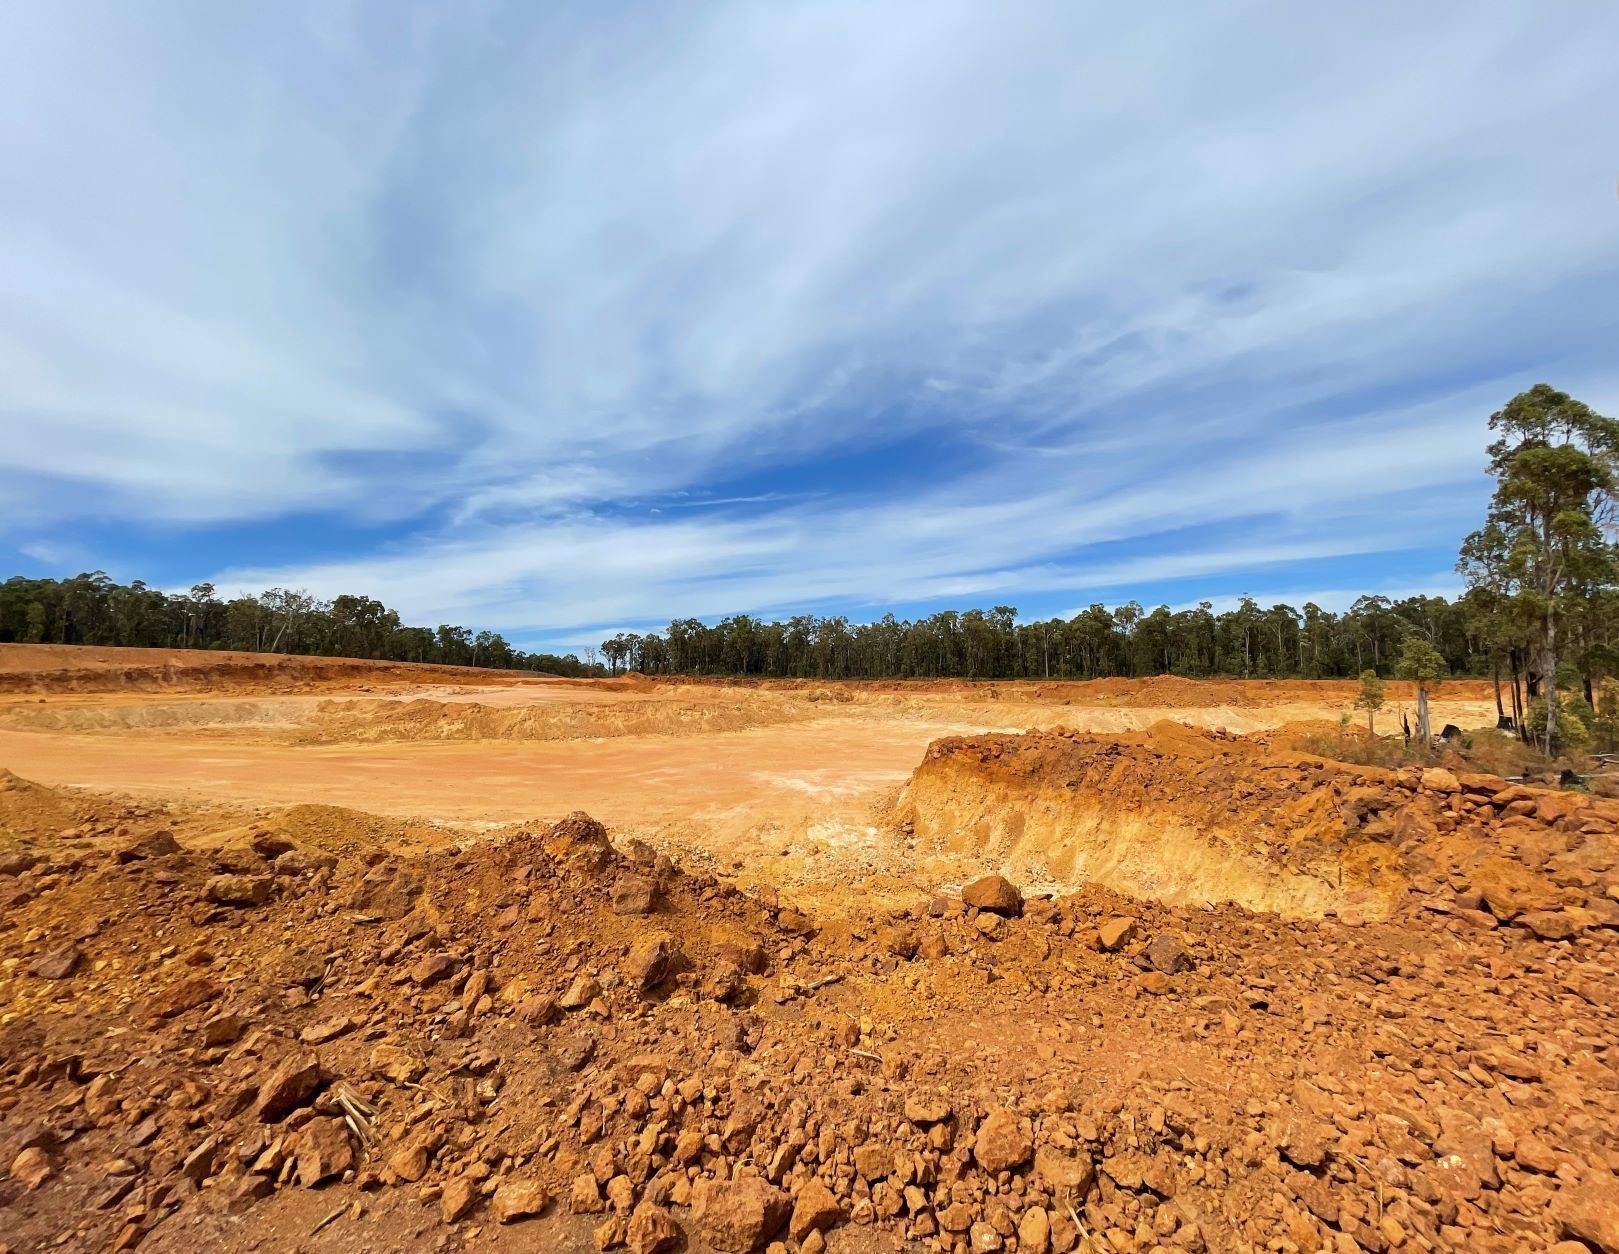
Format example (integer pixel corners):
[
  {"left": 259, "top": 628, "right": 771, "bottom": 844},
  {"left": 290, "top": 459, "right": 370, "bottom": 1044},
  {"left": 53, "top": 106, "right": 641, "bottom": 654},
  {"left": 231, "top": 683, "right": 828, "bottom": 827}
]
[
  {"left": 1492, "top": 662, "right": 1504, "bottom": 722},
  {"left": 1543, "top": 614, "right": 1559, "bottom": 750},
  {"left": 1416, "top": 685, "right": 1431, "bottom": 744},
  {"left": 1509, "top": 651, "right": 1526, "bottom": 742}
]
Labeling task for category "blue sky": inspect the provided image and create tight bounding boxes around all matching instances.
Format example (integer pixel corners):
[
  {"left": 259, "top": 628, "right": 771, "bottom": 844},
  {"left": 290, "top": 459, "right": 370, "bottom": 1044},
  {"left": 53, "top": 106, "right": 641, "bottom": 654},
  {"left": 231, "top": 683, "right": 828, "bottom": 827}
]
[{"left": 3, "top": 3, "right": 1617, "bottom": 653}]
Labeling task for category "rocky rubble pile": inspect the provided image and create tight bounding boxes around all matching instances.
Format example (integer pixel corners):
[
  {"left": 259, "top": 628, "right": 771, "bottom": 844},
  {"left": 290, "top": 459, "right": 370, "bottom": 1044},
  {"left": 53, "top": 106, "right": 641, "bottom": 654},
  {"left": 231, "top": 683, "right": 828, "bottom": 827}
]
[{"left": 1, "top": 757, "right": 1618, "bottom": 1252}]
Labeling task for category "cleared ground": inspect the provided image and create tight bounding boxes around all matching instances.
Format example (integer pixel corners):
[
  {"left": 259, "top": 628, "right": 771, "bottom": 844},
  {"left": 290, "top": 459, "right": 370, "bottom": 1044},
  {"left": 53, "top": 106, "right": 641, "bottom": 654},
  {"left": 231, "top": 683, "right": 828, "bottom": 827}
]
[
  {"left": 0, "top": 645, "right": 1498, "bottom": 911},
  {"left": 3, "top": 644, "right": 1617, "bottom": 1253}
]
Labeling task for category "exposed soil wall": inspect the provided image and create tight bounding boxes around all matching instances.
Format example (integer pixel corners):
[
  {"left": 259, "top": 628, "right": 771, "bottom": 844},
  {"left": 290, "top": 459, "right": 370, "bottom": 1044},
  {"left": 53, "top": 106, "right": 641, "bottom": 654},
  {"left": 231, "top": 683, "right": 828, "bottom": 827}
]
[{"left": 894, "top": 722, "right": 1619, "bottom": 922}]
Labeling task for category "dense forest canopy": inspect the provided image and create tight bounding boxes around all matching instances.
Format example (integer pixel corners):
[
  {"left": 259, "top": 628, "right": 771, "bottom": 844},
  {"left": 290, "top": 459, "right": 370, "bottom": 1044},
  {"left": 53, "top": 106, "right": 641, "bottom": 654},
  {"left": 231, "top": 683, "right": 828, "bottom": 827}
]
[
  {"left": 4, "top": 387, "right": 1614, "bottom": 746},
  {"left": 0, "top": 577, "right": 600, "bottom": 678}
]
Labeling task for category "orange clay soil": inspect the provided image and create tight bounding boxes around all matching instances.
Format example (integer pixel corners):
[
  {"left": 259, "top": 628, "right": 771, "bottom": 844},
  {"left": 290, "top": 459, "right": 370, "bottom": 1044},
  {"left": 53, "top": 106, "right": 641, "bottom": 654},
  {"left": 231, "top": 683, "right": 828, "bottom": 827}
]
[
  {"left": 0, "top": 645, "right": 1498, "bottom": 913},
  {"left": 6, "top": 645, "right": 1619, "bottom": 1253},
  {"left": 1, "top": 751, "right": 1617, "bottom": 1253}
]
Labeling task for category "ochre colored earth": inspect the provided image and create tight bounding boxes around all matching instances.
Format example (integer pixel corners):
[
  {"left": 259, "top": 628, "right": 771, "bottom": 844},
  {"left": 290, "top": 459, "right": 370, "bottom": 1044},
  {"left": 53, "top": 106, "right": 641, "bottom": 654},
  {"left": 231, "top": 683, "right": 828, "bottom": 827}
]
[{"left": 2, "top": 644, "right": 1616, "bottom": 1253}]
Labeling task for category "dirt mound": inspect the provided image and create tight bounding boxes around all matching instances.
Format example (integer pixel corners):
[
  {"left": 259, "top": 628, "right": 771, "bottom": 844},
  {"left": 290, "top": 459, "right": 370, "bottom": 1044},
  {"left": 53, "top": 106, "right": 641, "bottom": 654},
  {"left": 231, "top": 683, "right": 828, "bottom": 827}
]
[
  {"left": 299, "top": 694, "right": 808, "bottom": 744},
  {"left": 2, "top": 770, "right": 1619, "bottom": 1251},
  {"left": 893, "top": 722, "right": 1619, "bottom": 922}
]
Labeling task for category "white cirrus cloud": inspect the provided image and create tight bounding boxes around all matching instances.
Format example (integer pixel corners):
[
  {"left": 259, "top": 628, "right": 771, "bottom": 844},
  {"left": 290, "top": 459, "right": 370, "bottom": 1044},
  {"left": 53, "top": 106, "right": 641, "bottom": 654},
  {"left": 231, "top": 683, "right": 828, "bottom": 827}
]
[{"left": 2, "top": 2, "right": 1616, "bottom": 635}]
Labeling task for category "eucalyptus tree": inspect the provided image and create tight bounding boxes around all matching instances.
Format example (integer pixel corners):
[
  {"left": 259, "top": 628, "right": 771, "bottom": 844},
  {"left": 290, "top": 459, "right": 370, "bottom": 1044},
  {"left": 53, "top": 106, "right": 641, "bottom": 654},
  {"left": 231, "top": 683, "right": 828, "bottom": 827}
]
[{"left": 1468, "top": 384, "right": 1618, "bottom": 749}]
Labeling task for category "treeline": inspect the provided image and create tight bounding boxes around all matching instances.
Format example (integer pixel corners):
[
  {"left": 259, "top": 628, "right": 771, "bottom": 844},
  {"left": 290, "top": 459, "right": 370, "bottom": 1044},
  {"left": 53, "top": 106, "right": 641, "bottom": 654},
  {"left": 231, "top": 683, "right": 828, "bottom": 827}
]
[
  {"left": 0, "top": 575, "right": 602, "bottom": 677},
  {"left": 599, "top": 587, "right": 1611, "bottom": 692}
]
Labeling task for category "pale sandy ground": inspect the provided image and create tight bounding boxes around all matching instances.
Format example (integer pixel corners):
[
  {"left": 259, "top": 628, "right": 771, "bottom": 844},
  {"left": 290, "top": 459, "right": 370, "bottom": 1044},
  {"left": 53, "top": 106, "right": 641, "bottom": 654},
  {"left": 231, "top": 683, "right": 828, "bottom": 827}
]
[{"left": 0, "top": 647, "right": 1499, "bottom": 911}]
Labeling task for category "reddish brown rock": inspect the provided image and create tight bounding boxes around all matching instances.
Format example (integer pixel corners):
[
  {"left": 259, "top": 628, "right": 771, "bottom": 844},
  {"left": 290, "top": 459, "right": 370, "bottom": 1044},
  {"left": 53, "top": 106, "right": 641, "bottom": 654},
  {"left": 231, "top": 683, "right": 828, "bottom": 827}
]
[
  {"left": 1473, "top": 858, "right": 1560, "bottom": 919},
  {"left": 387, "top": 1137, "right": 433, "bottom": 1184},
  {"left": 114, "top": 830, "right": 180, "bottom": 862},
  {"left": 1518, "top": 909, "right": 1583, "bottom": 940},
  {"left": 790, "top": 1179, "right": 842, "bottom": 1240},
  {"left": 294, "top": 1118, "right": 353, "bottom": 1187},
  {"left": 691, "top": 1176, "right": 789, "bottom": 1252},
  {"left": 204, "top": 874, "right": 272, "bottom": 906},
  {"left": 11, "top": 1145, "right": 54, "bottom": 1190},
  {"left": 254, "top": 1052, "right": 323, "bottom": 1122},
  {"left": 410, "top": 951, "right": 458, "bottom": 985},
  {"left": 0, "top": 850, "right": 39, "bottom": 876},
  {"left": 29, "top": 946, "right": 82, "bottom": 980},
  {"left": 180, "top": 1134, "right": 221, "bottom": 1184},
  {"left": 1097, "top": 917, "right": 1137, "bottom": 951},
  {"left": 627, "top": 1202, "right": 681, "bottom": 1254},
  {"left": 904, "top": 1095, "right": 952, "bottom": 1126},
  {"left": 441, "top": 1175, "right": 478, "bottom": 1223},
  {"left": 1555, "top": 1174, "right": 1619, "bottom": 1253},
  {"left": 962, "top": 874, "right": 1022, "bottom": 916},
  {"left": 147, "top": 975, "right": 220, "bottom": 1020},
  {"left": 611, "top": 874, "right": 658, "bottom": 915},
  {"left": 1034, "top": 1146, "right": 1095, "bottom": 1197},
  {"left": 1145, "top": 933, "right": 1194, "bottom": 973},
  {"left": 1420, "top": 767, "right": 1460, "bottom": 793},
  {"left": 492, "top": 1178, "right": 550, "bottom": 1223},
  {"left": 541, "top": 811, "right": 615, "bottom": 872},
  {"left": 369, "top": 1042, "right": 424, "bottom": 1084},
  {"left": 876, "top": 925, "right": 918, "bottom": 959},
  {"left": 624, "top": 931, "right": 678, "bottom": 992},
  {"left": 974, "top": 1108, "right": 1033, "bottom": 1174}
]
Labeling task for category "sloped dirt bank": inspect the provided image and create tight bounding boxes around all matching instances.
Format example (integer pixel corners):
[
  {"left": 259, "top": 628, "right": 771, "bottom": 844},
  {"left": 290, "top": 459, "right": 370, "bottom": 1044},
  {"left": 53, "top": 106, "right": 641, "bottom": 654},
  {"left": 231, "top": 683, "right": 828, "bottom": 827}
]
[
  {"left": 893, "top": 722, "right": 1619, "bottom": 923},
  {"left": 298, "top": 693, "right": 811, "bottom": 744},
  {"left": 0, "top": 644, "right": 562, "bottom": 697},
  {"left": 0, "top": 699, "right": 311, "bottom": 734}
]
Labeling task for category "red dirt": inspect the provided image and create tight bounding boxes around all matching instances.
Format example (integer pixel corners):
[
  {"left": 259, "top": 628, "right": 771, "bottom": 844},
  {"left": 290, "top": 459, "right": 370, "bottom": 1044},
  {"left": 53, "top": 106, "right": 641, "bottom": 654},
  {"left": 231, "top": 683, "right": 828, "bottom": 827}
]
[{"left": 1, "top": 646, "right": 1615, "bottom": 1253}]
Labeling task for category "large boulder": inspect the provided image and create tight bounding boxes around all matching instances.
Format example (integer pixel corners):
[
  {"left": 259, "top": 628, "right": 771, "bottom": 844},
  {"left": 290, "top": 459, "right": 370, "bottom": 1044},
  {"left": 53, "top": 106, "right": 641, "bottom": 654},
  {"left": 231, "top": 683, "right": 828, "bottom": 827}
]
[
  {"left": 624, "top": 931, "right": 679, "bottom": 993},
  {"left": 254, "top": 1052, "right": 323, "bottom": 1122},
  {"left": 1144, "top": 934, "right": 1194, "bottom": 974},
  {"left": 543, "top": 812, "right": 615, "bottom": 873},
  {"left": 1556, "top": 1174, "right": 1619, "bottom": 1252},
  {"left": 1472, "top": 858, "right": 1560, "bottom": 920},
  {"left": 973, "top": 1108, "right": 1033, "bottom": 1174},
  {"left": 691, "top": 1176, "right": 789, "bottom": 1252},
  {"left": 962, "top": 874, "right": 1023, "bottom": 917}
]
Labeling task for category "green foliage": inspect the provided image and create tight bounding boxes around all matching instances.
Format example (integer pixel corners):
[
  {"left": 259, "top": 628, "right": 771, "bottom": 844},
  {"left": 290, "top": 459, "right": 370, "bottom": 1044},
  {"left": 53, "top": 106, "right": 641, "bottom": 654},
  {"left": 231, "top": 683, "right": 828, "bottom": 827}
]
[
  {"left": 1594, "top": 679, "right": 1619, "bottom": 754},
  {"left": 1461, "top": 383, "right": 1619, "bottom": 750},
  {"left": 1395, "top": 637, "right": 1448, "bottom": 688},
  {"left": 630, "top": 595, "right": 1495, "bottom": 680},
  {"left": 1353, "top": 670, "right": 1385, "bottom": 734},
  {"left": 1354, "top": 670, "right": 1385, "bottom": 709},
  {"left": 0, "top": 573, "right": 600, "bottom": 677},
  {"left": 1528, "top": 692, "right": 1594, "bottom": 756},
  {"left": 6, "top": 386, "right": 1618, "bottom": 693}
]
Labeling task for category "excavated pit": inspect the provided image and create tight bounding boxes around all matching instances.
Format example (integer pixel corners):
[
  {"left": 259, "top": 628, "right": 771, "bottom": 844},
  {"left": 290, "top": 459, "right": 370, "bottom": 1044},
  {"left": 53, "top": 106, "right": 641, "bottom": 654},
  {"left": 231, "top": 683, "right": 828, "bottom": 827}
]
[{"left": 894, "top": 721, "right": 1418, "bottom": 919}]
